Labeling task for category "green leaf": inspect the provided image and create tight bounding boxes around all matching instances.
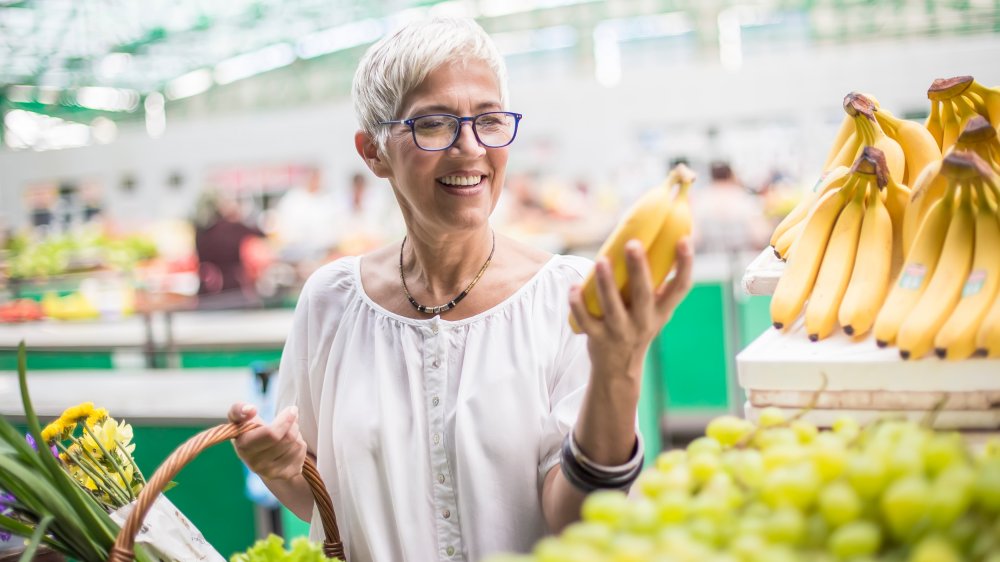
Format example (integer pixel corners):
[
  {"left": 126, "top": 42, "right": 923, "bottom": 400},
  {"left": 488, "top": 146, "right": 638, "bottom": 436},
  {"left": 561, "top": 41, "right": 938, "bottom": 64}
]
[
  {"left": 18, "top": 514, "right": 53, "bottom": 562},
  {"left": 15, "top": 342, "right": 117, "bottom": 559}
]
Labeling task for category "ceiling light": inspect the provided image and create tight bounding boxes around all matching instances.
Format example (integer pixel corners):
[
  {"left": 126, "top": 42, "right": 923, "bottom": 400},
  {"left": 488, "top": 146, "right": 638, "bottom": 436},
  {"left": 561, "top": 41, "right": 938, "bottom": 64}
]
[
  {"left": 295, "top": 19, "right": 384, "bottom": 60},
  {"left": 166, "top": 69, "right": 214, "bottom": 100},
  {"left": 5, "top": 85, "right": 35, "bottom": 103},
  {"left": 76, "top": 87, "right": 141, "bottom": 112},
  {"left": 214, "top": 43, "right": 296, "bottom": 85},
  {"left": 97, "top": 53, "right": 132, "bottom": 78}
]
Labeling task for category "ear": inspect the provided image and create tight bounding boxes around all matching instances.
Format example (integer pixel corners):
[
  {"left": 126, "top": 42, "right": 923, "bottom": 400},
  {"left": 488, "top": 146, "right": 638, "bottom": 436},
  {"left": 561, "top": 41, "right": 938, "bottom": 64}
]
[{"left": 355, "top": 130, "right": 391, "bottom": 179}]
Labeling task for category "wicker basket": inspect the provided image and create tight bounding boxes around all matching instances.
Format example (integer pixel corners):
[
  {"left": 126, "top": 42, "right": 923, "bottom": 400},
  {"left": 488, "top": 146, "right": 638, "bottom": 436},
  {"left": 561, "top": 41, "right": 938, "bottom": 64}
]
[{"left": 105, "top": 421, "right": 344, "bottom": 562}]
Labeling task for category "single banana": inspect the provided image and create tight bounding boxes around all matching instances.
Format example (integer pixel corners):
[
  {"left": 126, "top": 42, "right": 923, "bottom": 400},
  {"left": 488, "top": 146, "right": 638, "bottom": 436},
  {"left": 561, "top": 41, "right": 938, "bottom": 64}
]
[
  {"left": 827, "top": 129, "right": 863, "bottom": 172},
  {"left": 873, "top": 178, "right": 957, "bottom": 347},
  {"left": 875, "top": 107, "right": 942, "bottom": 187},
  {"left": 953, "top": 94, "right": 986, "bottom": 132},
  {"left": 976, "top": 292, "right": 1000, "bottom": 358},
  {"left": 895, "top": 168, "right": 977, "bottom": 359},
  {"left": 882, "top": 164, "right": 912, "bottom": 279},
  {"left": 805, "top": 174, "right": 868, "bottom": 341},
  {"left": 926, "top": 100, "right": 944, "bottom": 151},
  {"left": 771, "top": 176, "right": 859, "bottom": 330},
  {"left": 840, "top": 175, "right": 893, "bottom": 338},
  {"left": 823, "top": 114, "right": 856, "bottom": 172},
  {"left": 846, "top": 93, "right": 906, "bottom": 183},
  {"left": 773, "top": 219, "right": 805, "bottom": 262},
  {"left": 968, "top": 81, "right": 1000, "bottom": 129},
  {"left": 646, "top": 172, "right": 694, "bottom": 290},
  {"left": 769, "top": 166, "right": 850, "bottom": 250},
  {"left": 902, "top": 160, "right": 947, "bottom": 257},
  {"left": 935, "top": 178, "right": 1000, "bottom": 359},
  {"left": 570, "top": 164, "right": 695, "bottom": 333},
  {"left": 940, "top": 100, "right": 962, "bottom": 154}
]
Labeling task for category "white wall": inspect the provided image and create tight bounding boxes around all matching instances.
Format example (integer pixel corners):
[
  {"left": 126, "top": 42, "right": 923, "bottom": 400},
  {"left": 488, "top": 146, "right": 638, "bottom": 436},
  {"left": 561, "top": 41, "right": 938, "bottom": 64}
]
[{"left": 2, "top": 33, "right": 999, "bottom": 230}]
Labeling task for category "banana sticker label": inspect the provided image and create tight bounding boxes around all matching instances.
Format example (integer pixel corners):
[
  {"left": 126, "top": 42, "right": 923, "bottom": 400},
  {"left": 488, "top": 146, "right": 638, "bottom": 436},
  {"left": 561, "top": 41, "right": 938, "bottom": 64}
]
[
  {"left": 962, "top": 270, "right": 987, "bottom": 297},
  {"left": 898, "top": 264, "right": 927, "bottom": 290}
]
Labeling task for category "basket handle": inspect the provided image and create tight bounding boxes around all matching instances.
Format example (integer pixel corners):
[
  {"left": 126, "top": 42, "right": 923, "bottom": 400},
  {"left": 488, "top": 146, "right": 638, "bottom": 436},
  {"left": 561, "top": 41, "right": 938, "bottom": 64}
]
[{"left": 107, "top": 421, "right": 344, "bottom": 561}]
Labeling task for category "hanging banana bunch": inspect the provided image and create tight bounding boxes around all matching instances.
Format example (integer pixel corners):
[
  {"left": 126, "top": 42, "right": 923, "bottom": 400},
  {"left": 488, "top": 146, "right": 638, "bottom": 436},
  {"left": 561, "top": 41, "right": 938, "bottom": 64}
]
[
  {"left": 570, "top": 163, "right": 695, "bottom": 333},
  {"left": 873, "top": 150, "right": 1000, "bottom": 360}
]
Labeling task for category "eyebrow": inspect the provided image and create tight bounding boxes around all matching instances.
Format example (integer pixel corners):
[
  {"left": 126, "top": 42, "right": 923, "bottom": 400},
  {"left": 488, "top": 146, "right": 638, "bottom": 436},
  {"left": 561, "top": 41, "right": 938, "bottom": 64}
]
[{"left": 407, "top": 101, "right": 503, "bottom": 116}]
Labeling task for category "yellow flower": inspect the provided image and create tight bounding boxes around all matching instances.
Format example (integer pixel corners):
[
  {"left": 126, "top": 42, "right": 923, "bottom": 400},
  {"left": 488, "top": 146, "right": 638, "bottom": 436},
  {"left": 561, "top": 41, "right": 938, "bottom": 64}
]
[
  {"left": 60, "top": 402, "right": 94, "bottom": 424},
  {"left": 86, "top": 408, "right": 109, "bottom": 427},
  {"left": 41, "top": 419, "right": 76, "bottom": 443},
  {"left": 41, "top": 420, "right": 63, "bottom": 443}
]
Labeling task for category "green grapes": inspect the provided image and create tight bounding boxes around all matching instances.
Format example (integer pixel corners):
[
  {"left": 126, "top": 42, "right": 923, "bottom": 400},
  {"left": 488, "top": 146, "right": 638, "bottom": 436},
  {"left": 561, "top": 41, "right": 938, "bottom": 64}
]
[{"left": 483, "top": 416, "right": 1000, "bottom": 562}]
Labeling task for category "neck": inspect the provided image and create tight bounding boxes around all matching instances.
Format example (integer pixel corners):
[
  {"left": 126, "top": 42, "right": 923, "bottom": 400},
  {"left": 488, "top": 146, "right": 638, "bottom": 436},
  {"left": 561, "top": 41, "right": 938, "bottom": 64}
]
[{"left": 402, "top": 228, "right": 495, "bottom": 300}]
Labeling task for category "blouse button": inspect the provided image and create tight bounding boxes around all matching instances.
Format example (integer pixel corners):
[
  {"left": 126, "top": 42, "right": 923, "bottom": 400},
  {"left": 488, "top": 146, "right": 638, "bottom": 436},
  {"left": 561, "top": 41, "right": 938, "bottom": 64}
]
[
  {"left": 431, "top": 324, "right": 439, "bottom": 335},
  {"left": 437, "top": 473, "right": 445, "bottom": 484},
  {"left": 433, "top": 433, "right": 441, "bottom": 445},
  {"left": 431, "top": 359, "right": 440, "bottom": 368},
  {"left": 432, "top": 396, "right": 440, "bottom": 406},
  {"left": 446, "top": 546, "right": 455, "bottom": 556},
  {"left": 442, "top": 509, "right": 451, "bottom": 519}
]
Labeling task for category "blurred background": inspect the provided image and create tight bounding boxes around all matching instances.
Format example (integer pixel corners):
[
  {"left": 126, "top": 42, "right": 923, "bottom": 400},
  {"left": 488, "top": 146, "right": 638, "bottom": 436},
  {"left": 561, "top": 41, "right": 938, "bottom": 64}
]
[{"left": 1, "top": 0, "right": 999, "bottom": 556}]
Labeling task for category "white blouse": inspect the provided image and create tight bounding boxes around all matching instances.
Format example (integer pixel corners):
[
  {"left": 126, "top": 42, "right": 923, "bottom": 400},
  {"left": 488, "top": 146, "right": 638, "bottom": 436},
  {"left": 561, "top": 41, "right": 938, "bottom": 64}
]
[{"left": 276, "top": 254, "right": 594, "bottom": 562}]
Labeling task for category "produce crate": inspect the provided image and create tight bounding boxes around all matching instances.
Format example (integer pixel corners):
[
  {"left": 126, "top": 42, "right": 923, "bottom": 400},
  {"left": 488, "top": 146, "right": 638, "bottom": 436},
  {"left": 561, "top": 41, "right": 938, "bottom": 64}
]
[{"left": 738, "top": 252, "right": 1000, "bottom": 430}]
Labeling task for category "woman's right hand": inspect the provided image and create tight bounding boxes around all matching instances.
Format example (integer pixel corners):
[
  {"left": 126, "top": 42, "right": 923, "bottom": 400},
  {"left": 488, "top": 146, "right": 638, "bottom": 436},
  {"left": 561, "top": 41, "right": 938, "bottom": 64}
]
[{"left": 228, "top": 403, "right": 307, "bottom": 481}]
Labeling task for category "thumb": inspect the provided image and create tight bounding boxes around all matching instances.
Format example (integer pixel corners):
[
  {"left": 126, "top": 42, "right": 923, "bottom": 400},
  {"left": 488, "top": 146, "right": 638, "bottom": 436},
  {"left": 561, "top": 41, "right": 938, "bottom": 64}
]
[{"left": 228, "top": 402, "right": 258, "bottom": 424}]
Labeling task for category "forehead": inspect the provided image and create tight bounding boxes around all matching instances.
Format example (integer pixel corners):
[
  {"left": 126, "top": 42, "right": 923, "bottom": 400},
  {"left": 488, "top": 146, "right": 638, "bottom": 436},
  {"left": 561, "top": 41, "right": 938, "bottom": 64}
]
[{"left": 400, "top": 59, "right": 502, "bottom": 115}]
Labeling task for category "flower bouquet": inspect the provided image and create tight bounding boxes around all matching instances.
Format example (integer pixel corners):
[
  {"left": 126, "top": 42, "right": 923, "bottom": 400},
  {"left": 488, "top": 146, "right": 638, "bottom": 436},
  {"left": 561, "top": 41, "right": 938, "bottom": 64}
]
[
  {"left": 1, "top": 342, "right": 346, "bottom": 562},
  {"left": 0, "top": 343, "right": 218, "bottom": 561}
]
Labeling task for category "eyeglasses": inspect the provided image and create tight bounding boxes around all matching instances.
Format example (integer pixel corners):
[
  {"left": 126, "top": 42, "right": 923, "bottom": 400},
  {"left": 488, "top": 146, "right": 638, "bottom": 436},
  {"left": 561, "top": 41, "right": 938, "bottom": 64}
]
[{"left": 379, "top": 111, "right": 523, "bottom": 151}]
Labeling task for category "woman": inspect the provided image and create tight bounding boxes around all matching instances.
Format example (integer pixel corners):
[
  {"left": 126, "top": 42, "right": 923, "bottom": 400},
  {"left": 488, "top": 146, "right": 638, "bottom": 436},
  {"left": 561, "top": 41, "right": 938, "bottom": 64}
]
[{"left": 228, "top": 17, "right": 693, "bottom": 562}]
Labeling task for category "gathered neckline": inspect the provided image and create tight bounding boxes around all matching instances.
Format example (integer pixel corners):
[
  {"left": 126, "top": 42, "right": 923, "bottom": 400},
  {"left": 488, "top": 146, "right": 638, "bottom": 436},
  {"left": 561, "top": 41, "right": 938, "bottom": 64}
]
[{"left": 350, "top": 254, "right": 562, "bottom": 328}]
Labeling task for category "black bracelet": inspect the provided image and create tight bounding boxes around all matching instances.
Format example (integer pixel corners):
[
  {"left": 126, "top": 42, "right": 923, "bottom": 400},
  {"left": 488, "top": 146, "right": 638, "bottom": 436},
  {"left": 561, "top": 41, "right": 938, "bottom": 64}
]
[{"left": 560, "top": 431, "right": 644, "bottom": 493}]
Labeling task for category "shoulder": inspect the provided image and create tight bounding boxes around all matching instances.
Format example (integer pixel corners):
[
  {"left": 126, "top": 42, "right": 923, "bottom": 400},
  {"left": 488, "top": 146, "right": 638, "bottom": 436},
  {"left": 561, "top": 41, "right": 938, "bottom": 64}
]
[{"left": 299, "top": 256, "right": 361, "bottom": 307}]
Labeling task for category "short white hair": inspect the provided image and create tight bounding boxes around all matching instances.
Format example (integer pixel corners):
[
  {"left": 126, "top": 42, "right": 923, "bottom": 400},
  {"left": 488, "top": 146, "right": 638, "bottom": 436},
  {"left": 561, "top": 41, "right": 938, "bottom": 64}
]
[{"left": 352, "top": 17, "right": 509, "bottom": 153}]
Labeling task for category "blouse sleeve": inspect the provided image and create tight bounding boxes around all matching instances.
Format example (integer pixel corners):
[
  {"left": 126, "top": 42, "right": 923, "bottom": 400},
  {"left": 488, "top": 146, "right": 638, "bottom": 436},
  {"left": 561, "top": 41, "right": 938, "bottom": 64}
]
[
  {"left": 275, "top": 270, "right": 320, "bottom": 453},
  {"left": 536, "top": 257, "right": 593, "bottom": 488}
]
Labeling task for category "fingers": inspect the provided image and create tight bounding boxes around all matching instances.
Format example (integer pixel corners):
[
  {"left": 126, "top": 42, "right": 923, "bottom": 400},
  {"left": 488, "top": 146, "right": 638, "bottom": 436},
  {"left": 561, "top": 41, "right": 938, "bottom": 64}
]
[
  {"left": 656, "top": 237, "right": 694, "bottom": 317},
  {"left": 231, "top": 405, "right": 306, "bottom": 481},
  {"left": 568, "top": 284, "right": 601, "bottom": 335},
  {"left": 594, "top": 255, "right": 626, "bottom": 326},
  {"left": 228, "top": 402, "right": 257, "bottom": 424},
  {"left": 623, "top": 240, "right": 654, "bottom": 314}
]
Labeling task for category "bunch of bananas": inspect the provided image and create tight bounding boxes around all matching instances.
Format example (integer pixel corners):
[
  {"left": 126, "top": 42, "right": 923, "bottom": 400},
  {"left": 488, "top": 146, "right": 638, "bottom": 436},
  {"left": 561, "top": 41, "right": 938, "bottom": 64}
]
[
  {"left": 771, "top": 93, "right": 925, "bottom": 275},
  {"left": 771, "top": 147, "right": 895, "bottom": 342},
  {"left": 570, "top": 163, "right": 695, "bottom": 333},
  {"left": 873, "top": 150, "right": 1000, "bottom": 360},
  {"left": 925, "top": 76, "right": 1000, "bottom": 155}
]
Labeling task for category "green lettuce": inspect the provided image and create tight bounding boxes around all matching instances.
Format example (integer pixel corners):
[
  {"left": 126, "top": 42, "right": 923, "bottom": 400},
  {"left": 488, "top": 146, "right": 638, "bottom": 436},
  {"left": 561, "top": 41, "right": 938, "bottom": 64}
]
[{"left": 230, "top": 534, "right": 341, "bottom": 562}]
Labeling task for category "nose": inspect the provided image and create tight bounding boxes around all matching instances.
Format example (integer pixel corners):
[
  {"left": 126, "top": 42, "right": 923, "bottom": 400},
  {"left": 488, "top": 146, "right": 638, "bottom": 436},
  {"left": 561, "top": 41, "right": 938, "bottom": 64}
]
[{"left": 449, "top": 121, "right": 486, "bottom": 154}]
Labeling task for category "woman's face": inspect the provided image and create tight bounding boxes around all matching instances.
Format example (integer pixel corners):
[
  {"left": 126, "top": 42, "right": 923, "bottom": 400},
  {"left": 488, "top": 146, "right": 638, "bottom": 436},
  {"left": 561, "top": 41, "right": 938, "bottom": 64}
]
[{"left": 373, "top": 58, "right": 509, "bottom": 236}]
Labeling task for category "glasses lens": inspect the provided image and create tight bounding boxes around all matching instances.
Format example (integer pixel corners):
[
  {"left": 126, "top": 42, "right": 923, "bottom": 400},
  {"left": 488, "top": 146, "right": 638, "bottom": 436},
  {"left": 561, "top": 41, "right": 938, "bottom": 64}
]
[
  {"left": 412, "top": 115, "right": 459, "bottom": 150},
  {"left": 475, "top": 112, "right": 517, "bottom": 147}
]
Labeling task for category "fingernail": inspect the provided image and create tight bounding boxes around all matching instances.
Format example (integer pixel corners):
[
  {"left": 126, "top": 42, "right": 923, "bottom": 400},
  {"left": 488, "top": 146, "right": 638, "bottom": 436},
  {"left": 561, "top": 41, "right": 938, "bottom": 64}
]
[
  {"left": 241, "top": 405, "right": 254, "bottom": 415},
  {"left": 626, "top": 239, "right": 642, "bottom": 252},
  {"left": 290, "top": 406, "right": 299, "bottom": 417}
]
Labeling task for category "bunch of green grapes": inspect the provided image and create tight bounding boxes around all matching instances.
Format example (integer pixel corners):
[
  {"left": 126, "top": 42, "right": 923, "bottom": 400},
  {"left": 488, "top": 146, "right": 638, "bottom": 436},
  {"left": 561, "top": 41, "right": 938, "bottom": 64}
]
[{"left": 485, "top": 411, "right": 1000, "bottom": 562}]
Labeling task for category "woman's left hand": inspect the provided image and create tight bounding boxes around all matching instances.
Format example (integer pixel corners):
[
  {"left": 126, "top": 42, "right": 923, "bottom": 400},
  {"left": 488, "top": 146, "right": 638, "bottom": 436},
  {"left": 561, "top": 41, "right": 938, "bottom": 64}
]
[{"left": 569, "top": 238, "right": 693, "bottom": 380}]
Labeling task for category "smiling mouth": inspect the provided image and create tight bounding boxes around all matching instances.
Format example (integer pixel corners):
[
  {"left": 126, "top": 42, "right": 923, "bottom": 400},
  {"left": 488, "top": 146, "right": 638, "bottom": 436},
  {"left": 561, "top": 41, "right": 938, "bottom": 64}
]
[{"left": 438, "top": 175, "right": 486, "bottom": 187}]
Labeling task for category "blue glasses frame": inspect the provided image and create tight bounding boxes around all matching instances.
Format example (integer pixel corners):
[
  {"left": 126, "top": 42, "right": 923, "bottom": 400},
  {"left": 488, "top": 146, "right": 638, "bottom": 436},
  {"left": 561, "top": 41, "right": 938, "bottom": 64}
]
[{"left": 379, "top": 111, "right": 523, "bottom": 151}]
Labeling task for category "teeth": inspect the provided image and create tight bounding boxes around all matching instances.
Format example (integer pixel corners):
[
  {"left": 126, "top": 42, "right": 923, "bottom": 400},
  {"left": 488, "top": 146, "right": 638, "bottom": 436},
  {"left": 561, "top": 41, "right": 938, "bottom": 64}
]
[{"left": 439, "top": 175, "right": 483, "bottom": 187}]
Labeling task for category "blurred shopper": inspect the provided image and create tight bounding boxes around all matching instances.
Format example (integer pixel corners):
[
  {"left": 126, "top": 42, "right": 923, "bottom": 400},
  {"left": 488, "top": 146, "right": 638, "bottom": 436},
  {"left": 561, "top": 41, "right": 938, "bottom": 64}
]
[
  {"left": 272, "top": 169, "right": 340, "bottom": 265},
  {"left": 193, "top": 190, "right": 265, "bottom": 308},
  {"left": 691, "top": 160, "right": 771, "bottom": 254},
  {"left": 227, "top": 17, "right": 693, "bottom": 562}
]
